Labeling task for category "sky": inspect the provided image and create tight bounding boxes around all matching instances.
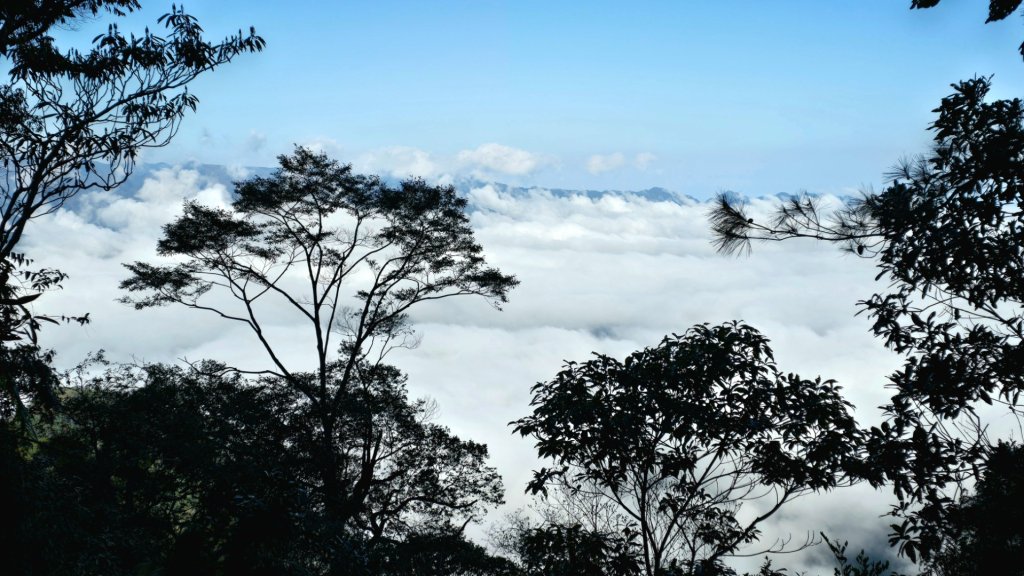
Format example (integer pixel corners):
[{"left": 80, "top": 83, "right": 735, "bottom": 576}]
[
  {"left": 55, "top": 0, "right": 1024, "bottom": 196},
  {"left": 28, "top": 1, "right": 1024, "bottom": 572}
]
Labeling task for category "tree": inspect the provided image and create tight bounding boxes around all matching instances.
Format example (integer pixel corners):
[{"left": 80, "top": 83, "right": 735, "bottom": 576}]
[
  {"left": 0, "top": 1, "right": 263, "bottom": 428},
  {"left": 821, "top": 535, "right": 903, "bottom": 576},
  {"left": 514, "top": 524, "right": 641, "bottom": 576},
  {"left": 512, "top": 322, "right": 865, "bottom": 576},
  {"left": 368, "top": 531, "right": 522, "bottom": 576},
  {"left": 1, "top": 2, "right": 138, "bottom": 57},
  {"left": 120, "top": 147, "right": 518, "bottom": 567},
  {"left": 6, "top": 357, "right": 507, "bottom": 575},
  {"left": 1, "top": 1, "right": 264, "bottom": 261},
  {"left": 489, "top": 509, "right": 642, "bottom": 576},
  {"left": 925, "top": 441, "right": 1024, "bottom": 576},
  {"left": 328, "top": 362, "right": 505, "bottom": 547},
  {"left": 3, "top": 361, "right": 305, "bottom": 575},
  {"left": 709, "top": 77, "right": 1024, "bottom": 563}
]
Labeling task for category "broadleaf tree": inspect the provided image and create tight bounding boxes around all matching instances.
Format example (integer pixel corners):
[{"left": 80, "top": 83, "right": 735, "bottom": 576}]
[
  {"left": 121, "top": 147, "right": 518, "bottom": 567},
  {"left": 709, "top": 76, "right": 1024, "bottom": 564},
  {"left": 512, "top": 322, "right": 865, "bottom": 576},
  {"left": 0, "top": 0, "right": 263, "bottom": 428},
  {"left": 6, "top": 358, "right": 507, "bottom": 575},
  {"left": 924, "top": 441, "right": 1024, "bottom": 576}
]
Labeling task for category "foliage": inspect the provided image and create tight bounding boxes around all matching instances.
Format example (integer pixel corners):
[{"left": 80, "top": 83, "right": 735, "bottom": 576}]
[
  {"left": 319, "top": 362, "right": 505, "bottom": 544},
  {"left": 6, "top": 359, "right": 505, "bottom": 575},
  {"left": 513, "top": 322, "right": 864, "bottom": 576},
  {"left": 822, "top": 535, "right": 903, "bottom": 576},
  {"left": 515, "top": 523, "right": 642, "bottom": 576},
  {"left": 710, "top": 76, "right": 1024, "bottom": 564},
  {"left": 491, "top": 512, "right": 795, "bottom": 576},
  {"left": 491, "top": 511, "right": 642, "bottom": 576},
  {"left": 0, "top": 2, "right": 140, "bottom": 58},
  {"left": 3, "top": 361, "right": 303, "bottom": 575},
  {"left": 368, "top": 531, "right": 522, "bottom": 576},
  {"left": 0, "top": 252, "right": 87, "bottom": 434},
  {"left": 925, "top": 442, "right": 1024, "bottom": 576},
  {"left": 0, "top": 2, "right": 264, "bottom": 261},
  {"left": 120, "top": 148, "right": 516, "bottom": 566},
  {"left": 0, "top": 1, "right": 263, "bottom": 427}
]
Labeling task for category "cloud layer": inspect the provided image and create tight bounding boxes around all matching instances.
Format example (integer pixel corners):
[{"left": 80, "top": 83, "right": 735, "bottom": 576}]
[
  {"left": 349, "top": 142, "right": 554, "bottom": 182},
  {"left": 457, "top": 143, "right": 552, "bottom": 176},
  {"left": 27, "top": 166, "right": 908, "bottom": 572},
  {"left": 587, "top": 151, "right": 658, "bottom": 174}
]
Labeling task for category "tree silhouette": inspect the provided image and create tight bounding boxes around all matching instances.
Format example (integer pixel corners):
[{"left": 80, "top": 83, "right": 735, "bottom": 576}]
[
  {"left": 709, "top": 77, "right": 1024, "bottom": 564},
  {"left": 513, "top": 322, "right": 865, "bottom": 576},
  {"left": 3, "top": 361, "right": 304, "bottom": 575},
  {"left": 121, "top": 147, "right": 517, "bottom": 570},
  {"left": 368, "top": 531, "right": 522, "bottom": 576},
  {"left": 515, "top": 524, "right": 641, "bottom": 576},
  {"left": 925, "top": 441, "right": 1024, "bottom": 576},
  {"left": 489, "top": 508, "right": 642, "bottom": 576},
  {"left": 1, "top": 2, "right": 264, "bottom": 262},
  {"left": 5, "top": 358, "right": 509, "bottom": 575},
  {"left": 0, "top": 2, "right": 139, "bottom": 57},
  {"left": 0, "top": 1, "right": 263, "bottom": 429},
  {"left": 821, "top": 535, "right": 902, "bottom": 576}
]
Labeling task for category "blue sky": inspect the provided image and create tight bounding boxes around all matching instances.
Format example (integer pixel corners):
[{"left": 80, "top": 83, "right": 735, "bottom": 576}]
[
  {"left": 61, "top": 1, "right": 1024, "bottom": 196},
  {"left": 54, "top": 1, "right": 1024, "bottom": 195}
]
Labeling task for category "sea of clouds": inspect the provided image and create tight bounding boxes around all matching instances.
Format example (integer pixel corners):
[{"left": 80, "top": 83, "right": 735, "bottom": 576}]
[{"left": 24, "top": 164, "right": 912, "bottom": 572}]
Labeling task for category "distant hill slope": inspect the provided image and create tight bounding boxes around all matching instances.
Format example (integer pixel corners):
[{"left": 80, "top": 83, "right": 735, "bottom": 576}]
[
  {"left": 67, "top": 162, "right": 843, "bottom": 213},
  {"left": 449, "top": 177, "right": 701, "bottom": 206},
  {"left": 76, "top": 162, "right": 704, "bottom": 206}
]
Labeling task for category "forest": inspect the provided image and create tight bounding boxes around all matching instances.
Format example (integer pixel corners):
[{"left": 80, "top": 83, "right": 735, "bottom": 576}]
[{"left": 2, "top": 1, "right": 1023, "bottom": 575}]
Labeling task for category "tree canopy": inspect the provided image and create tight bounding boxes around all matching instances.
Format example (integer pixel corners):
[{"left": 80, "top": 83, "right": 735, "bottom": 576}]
[
  {"left": 925, "top": 441, "right": 1024, "bottom": 576},
  {"left": 122, "top": 146, "right": 517, "bottom": 385},
  {"left": 710, "top": 76, "right": 1024, "bottom": 564},
  {"left": 4, "top": 358, "right": 509, "bottom": 575},
  {"left": 1, "top": 0, "right": 263, "bottom": 274},
  {"left": 0, "top": 0, "right": 263, "bottom": 431},
  {"left": 513, "top": 322, "right": 865, "bottom": 576},
  {"left": 120, "top": 147, "right": 517, "bottom": 573}
]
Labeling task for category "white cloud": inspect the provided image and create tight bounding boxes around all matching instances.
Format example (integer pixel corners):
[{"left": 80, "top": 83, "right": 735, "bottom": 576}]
[
  {"left": 634, "top": 151, "right": 657, "bottom": 170},
  {"left": 226, "top": 164, "right": 251, "bottom": 180},
  {"left": 587, "top": 152, "right": 626, "bottom": 174},
  {"left": 355, "top": 146, "right": 441, "bottom": 180},
  {"left": 27, "top": 171, "right": 917, "bottom": 571},
  {"left": 586, "top": 151, "right": 658, "bottom": 174},
  {"left": 244, "top": 130, "right": 267, "bottom": 153},
  {"left": 299, "top": 136, "right": 344, "bottom": 158},
  {"left": 275, "top": 142, "right": 550, "bottom": 183},
  {"left": 457, "top": 143, "right": 551, "bottom": 176}
]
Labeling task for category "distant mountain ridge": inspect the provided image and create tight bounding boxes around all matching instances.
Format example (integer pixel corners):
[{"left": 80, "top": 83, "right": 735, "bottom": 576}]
[
  {"left": 73, "top": 162, "right": 838, "bottom": 209},
  {"left": 448, "top": 177, "right": 702, "bottom": 206}
]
